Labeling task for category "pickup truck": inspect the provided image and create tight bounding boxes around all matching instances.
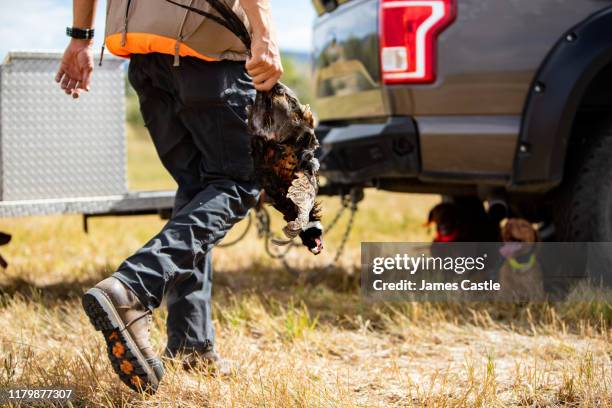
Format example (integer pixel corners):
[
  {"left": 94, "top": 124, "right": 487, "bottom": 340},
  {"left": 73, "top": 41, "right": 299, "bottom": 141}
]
[{"left": 311, "top": 0, "right": 612, "bottom": 249}]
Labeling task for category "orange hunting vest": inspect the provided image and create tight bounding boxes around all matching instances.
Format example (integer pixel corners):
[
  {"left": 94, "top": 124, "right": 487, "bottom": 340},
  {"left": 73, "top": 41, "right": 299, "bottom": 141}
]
[{"left": 104, "top": 0, "right": 250, "bottom": 64}]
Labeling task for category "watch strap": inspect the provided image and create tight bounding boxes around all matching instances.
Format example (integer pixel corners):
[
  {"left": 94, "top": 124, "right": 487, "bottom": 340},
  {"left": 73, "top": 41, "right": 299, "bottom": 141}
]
[{"left": 66, "top": 27, "right": 95, "bottom": 40}]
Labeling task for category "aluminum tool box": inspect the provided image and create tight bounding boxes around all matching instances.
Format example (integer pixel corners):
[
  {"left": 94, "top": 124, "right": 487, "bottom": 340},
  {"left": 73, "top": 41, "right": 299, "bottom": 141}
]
[{"left": 0, "top": 51, "right": 174, "bottom": 218}]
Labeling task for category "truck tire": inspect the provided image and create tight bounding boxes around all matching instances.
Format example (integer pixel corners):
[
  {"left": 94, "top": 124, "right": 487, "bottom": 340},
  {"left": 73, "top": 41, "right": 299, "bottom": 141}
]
[{"left": 553, "top": 118, "right": 612, "bottom": 286}]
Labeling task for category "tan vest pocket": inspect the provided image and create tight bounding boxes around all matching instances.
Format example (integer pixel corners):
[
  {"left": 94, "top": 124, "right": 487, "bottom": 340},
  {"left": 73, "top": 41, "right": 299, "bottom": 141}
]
[{"left": 105, "top": 0, "right": 131, "bottom": 36}]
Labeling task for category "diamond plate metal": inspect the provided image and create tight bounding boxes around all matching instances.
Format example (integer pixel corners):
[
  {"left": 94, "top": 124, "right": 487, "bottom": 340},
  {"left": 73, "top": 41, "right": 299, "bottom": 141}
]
[
  {"left": 0, "top": 191, "right": 176, "bottom": 218},
  {"left": 0, "top": 51, "right": 127, "bottom": 201}
]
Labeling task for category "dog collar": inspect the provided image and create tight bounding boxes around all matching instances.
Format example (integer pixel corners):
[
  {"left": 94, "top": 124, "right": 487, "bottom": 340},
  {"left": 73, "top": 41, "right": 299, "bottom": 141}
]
[
  {"left": 507, "top": 253, "right": 536, "bottom": 272},
  {"left": 434, "top": 230, "right": 459, "bottom": 242}
]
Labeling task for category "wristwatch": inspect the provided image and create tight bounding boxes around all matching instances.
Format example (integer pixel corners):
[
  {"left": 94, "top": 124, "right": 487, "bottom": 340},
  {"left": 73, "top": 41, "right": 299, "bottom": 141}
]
[{"left": 66, "top": 27, "right": 95, "bottom": 40}]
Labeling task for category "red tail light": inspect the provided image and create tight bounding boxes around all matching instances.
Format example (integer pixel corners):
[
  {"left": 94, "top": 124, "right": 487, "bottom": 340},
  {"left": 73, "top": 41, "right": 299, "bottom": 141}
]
[{"left": 380, "top": 0, "right": 456, "bottom": 84}]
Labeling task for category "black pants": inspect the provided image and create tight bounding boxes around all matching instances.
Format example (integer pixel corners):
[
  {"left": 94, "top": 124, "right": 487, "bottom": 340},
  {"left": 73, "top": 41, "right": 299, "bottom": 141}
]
[{"left": 113, "top": 53, "right": 259, "bottom": 354}]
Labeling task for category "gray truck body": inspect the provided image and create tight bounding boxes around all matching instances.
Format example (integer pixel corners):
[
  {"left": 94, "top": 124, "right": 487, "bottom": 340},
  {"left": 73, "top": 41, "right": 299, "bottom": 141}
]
[{"left": 312, "top": 0, "right": 612, "bottom": 197}]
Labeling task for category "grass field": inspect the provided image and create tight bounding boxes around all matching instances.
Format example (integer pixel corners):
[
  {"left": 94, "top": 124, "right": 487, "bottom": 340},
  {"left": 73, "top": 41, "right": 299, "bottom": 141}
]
[{"left": 0, "top": 125, "right": 611, "bottom": 407}]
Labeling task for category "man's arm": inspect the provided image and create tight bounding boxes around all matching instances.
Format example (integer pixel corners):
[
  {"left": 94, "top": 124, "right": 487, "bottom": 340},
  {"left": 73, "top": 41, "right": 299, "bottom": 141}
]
[
  {"left": 55, "top": 0, "right": 98, "bottom": 98},
  {"left": 240, "top": 0, "right": 283, "bottom": 91}
]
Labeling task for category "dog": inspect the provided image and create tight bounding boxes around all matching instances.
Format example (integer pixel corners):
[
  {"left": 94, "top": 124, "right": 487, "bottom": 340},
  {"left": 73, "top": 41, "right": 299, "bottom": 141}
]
[
  {"left": 497, "top": 218, "right": 545, "bottom": 301},
  {"left": 0, "top": 232, "right": 11, "bottom": 269},
  {"left": 426, "top": 203, "right": 461, "bottom": 243},
  {"left": 425, "top": 200, "right": 499, "bottom": 258},
  {"left": 425, "top": 199, "right": 500, "bottom": 243}
]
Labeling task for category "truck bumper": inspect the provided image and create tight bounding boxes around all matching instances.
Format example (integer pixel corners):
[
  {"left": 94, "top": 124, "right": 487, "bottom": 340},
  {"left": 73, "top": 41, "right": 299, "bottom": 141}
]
[
  {"left": 318, "top": 115, "right": 520, "bottom": 189},
  {"left": 317, "top": 117, "right": 420, "bottom": 185}
]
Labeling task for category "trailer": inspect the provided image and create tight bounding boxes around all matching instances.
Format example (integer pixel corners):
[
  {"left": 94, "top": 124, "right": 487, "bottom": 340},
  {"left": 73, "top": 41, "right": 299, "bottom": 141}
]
[
  {"left": 0, "top": 51, "right": 175, "bottom": 221},
  {"left": 0, "top": 51, "right": 175, "bottom": 263}
]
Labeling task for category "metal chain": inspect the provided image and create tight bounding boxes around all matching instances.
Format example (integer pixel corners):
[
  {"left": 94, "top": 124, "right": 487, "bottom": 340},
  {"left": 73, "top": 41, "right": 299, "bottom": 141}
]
[
  {"left": 255, "top": 206, "right": 296, "bottom": 259},
  {"left": 322, "top": 197, "right": 358, "bottom": 271},
  {"left": 277, "top": 190, "right": 360, "bottom": 276},
  {"left": 216, "top": 190, "right": 361, "bottom": 277},
  {"left": 323, "top": 194, "right": 352, "bottom": 233},
  {"left": 217, "top": 211, "right": 253, "bottom": 247}
]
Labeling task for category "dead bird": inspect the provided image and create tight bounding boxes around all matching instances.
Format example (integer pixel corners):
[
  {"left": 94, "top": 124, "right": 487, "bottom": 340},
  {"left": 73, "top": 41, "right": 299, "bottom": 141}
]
[
  {"left": 248, "top": 84, "right": 323, "bottom": 255},
  {"left": 165, "top": 0, "right": 323, "bottom": 254}
]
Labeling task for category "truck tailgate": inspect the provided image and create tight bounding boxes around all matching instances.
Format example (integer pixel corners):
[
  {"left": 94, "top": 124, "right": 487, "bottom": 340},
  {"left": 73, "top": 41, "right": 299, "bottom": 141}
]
[{"left": 313, "top": 0, "right": 386, "bottom": 122}]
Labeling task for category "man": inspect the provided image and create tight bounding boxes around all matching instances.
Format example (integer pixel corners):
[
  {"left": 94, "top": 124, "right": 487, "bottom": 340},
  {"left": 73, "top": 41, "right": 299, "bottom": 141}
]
[{"left": 56, "top": 0, "right": 282, "bottom": 393}]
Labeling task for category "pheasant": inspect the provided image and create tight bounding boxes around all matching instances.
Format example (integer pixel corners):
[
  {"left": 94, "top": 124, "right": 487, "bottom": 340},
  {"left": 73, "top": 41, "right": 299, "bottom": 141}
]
[
  {"left": 248, "top": 83, "right": 323, "bottom": 254},
  {"left": 165, "top": 0, "right": 324, "bottom": 254}
]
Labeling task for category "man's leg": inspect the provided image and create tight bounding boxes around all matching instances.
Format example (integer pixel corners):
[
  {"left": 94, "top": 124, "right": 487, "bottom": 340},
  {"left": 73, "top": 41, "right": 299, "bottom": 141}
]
[
  {"left": 164, "top": 248, "right": 214, "bottom": 355},
  {"left": 165, "top": 192, "right": 218, "bottom": 357},
  {"left": 155, "top": 54, "right": 257, "bottom": 358},
  {"left": 124, "top": 54, "right": 258, "bottom": 356},
  {"left": 84, "top": 178, "right": 257, "bottom": 392},
  {"left": 112, "top": 178, "right": 258, "bottom": 309},
  {"left": 82, "top": 56, "right": 204, "bottom": 394},
  {"left": 83, "top": 54, "right": 258, "bottom": 393},
  {"left": 123, "top": 57, "right": 219, "bottom": 355},
  {"left": 117, "top": 54, "right": 258, "bottom": 351}
]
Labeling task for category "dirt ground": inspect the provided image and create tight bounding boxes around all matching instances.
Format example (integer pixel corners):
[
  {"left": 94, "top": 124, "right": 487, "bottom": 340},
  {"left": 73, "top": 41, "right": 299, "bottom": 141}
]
[{"left": 0, "top": 130, "right": 610, "bottom": 407}]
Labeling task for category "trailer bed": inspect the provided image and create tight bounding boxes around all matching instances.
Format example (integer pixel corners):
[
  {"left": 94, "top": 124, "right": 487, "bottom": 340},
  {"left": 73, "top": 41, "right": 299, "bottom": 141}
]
[{"left": 0, "top": 190, "right": 175, "bottom": 218}]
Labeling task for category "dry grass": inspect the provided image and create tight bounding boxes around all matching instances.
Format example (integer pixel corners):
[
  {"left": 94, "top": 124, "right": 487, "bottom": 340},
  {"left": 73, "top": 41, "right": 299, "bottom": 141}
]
[{"left": 0, "top": 126, "right": 611, "bottom": 407}]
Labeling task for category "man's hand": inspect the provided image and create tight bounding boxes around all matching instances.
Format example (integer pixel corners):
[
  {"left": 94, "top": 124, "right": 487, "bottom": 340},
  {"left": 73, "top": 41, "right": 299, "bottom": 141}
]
[
  {"left": 246, "top": 32, "right": 283, "bottom": 92},
  {"left": 240, "top": 0, "right": 282, "bottom": 91},
  {"left": 55, "top": 38, "right": 94, "bottom": 99}
]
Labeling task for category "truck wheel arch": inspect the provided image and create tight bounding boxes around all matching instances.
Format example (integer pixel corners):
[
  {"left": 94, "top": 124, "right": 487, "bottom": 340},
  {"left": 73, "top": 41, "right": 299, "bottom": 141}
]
[{"left": 512, "top": 6, "right": 612, "bottom": 191}]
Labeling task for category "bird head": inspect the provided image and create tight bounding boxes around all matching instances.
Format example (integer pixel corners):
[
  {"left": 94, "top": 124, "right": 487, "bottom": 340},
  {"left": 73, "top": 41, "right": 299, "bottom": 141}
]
[
  {"left": 247, "top": 82, "right": 315, "bottom": 144},
  {"left": 299, "top": 221, "right": 324, "bottom": 255}
]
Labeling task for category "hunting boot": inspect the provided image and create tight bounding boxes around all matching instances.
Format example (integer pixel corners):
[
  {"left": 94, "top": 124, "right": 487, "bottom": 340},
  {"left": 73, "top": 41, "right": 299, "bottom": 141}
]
[
  {"left": 178, "top": 349, "right": 239, "bottom": 376},
  {"left": 82, "top": 277, "right": 164, "bottom": 394}
]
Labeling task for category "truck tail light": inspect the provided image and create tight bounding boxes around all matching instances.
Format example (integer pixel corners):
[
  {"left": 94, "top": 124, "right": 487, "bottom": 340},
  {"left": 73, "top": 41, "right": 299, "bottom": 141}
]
[{"left": 380, "top": 0, "right": 456, "bottom": 84}]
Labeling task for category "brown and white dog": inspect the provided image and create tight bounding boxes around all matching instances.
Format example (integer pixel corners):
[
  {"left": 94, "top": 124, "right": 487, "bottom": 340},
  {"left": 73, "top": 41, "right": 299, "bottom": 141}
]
[{"left": 497, "top": 218, "right": 545, "bottom": 301}]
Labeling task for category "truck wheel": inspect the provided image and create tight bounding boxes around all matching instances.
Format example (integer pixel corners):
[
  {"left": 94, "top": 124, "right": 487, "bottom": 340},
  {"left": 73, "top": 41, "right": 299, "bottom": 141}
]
[{"left": 553, "top": 118, "right": 612, "bottom": 285}]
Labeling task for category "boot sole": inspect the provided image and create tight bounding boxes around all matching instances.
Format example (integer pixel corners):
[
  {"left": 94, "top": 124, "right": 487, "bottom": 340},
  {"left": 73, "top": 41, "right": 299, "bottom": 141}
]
[{"left": 82, "top": 288, "right": 161, "bottom": 394}]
